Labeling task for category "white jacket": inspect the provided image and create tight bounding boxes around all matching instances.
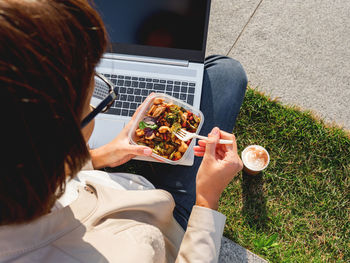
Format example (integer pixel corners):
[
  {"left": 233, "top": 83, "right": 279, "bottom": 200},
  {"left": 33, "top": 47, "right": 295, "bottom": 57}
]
[{"left": 0, "top": 170, "right": 226, "bottom": 263}]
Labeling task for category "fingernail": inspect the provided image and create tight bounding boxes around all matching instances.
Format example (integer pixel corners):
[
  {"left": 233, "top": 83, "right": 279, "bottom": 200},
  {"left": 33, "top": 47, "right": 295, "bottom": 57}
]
[
  {"left": 212, "top": 127, "right": 219, "bottom": 135},
  {"left": 143, "top": 148, "right": 152, "bottom": 155}
]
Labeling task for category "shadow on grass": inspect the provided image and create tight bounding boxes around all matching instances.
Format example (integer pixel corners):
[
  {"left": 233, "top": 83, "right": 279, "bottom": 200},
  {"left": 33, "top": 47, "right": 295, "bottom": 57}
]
[{"left": 242, "top": 171, "right": 268, "bottom": 231}]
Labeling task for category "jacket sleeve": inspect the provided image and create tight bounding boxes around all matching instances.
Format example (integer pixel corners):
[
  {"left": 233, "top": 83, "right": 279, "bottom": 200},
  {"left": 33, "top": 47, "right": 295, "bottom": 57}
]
[{"left": 175, "top": 205, "right": 226, "bottom": 263}]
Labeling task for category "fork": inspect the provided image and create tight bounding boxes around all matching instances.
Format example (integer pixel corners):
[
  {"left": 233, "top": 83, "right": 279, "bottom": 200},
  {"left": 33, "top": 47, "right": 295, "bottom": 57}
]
[{"left": 174, "top": 129, "right": 233, "bottom": 144}]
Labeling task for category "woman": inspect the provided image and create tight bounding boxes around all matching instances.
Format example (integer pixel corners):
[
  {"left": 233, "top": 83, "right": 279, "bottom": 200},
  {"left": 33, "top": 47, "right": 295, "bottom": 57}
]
[{"left": 0, "top": 0, "right": 246, "bottom": 262}]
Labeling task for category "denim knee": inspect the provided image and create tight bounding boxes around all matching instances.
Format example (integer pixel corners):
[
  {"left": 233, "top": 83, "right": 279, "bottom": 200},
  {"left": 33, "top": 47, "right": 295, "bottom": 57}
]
[
  {"left": 206, "top": 55, "right": 248, "bottom": 94},
  {"left": 221, "top": 57, "right": 248, "bottom": 92}
]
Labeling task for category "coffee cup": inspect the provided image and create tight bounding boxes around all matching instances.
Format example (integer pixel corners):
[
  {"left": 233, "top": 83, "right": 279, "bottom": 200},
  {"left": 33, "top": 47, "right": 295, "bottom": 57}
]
[{"left": 241, "top": 145, "right": 270, "bottom": 175}]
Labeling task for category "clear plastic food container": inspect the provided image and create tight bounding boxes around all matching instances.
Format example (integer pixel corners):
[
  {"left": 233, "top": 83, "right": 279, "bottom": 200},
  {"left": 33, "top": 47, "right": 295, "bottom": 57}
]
[{"left": 128, "top": 93, "right": 204, "bottom": 165}]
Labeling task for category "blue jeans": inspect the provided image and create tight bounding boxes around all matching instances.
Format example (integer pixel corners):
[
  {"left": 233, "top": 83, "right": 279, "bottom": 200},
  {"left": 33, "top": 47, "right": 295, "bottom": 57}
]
[{"left": 136, "top": 55, "right": 247, "bottom": 230}]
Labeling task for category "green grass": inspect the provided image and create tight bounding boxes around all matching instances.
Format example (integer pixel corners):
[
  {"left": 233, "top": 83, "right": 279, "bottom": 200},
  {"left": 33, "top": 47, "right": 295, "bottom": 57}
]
[{"left": 219, "top": 88, "right": 350, "bottom": 262}]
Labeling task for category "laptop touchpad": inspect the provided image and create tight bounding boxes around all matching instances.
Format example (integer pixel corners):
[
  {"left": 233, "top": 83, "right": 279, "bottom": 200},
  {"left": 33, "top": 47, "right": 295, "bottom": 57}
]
[{"left": 88, "top": 117, "right": 125, "bottom": 149}]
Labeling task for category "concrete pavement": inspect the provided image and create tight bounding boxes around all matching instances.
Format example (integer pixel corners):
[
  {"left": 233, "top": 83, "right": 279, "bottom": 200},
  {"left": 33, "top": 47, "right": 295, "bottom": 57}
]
[
  {"left": 207, "top": 0, "right": 350, "bottom": 130},
  {"left": 209, "top": 0, "right": 350, "bottom": 261},
  {"left": 219, "top": 237, "right": 267, "bottom": 263}
]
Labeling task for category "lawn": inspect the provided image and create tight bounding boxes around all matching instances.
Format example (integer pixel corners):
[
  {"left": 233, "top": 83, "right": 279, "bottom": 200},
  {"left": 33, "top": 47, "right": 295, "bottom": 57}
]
[{"left": 219, "top": 88, "right": 349, "bottom": 262}]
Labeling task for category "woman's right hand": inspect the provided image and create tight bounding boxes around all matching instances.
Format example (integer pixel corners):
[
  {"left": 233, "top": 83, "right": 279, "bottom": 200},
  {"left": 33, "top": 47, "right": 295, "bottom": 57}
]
[{"left": 194, "top": 127, "right": 243, "bottom": 210}]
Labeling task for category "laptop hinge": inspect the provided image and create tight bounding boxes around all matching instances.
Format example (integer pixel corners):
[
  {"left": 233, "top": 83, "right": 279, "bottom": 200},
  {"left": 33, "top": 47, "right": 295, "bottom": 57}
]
[{"left": 103, "top": 53, "right": 189, "bottom": 67}]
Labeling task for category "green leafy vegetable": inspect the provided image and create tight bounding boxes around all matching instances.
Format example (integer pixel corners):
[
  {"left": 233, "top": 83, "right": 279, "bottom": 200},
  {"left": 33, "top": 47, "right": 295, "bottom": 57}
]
[
  {"left": 169, "top": 105, "right": 180, "bottom": 114},
  {"left": 180, "top": 107, "right": 187, "bottom": 113},
  {"left": 169, "top": 151, "right": 176, "bottom": 160},
  {"left": 139, "top": 121, "right": 158, "bottom": 130},
  {"left": 186, "top": 121, "right": 197, "bottom": 130},
  {"left": 170, "top": 122, "right": 182, "bottom": 133},
  {"left": 165, "top": 113, "right": 178, "bottom": 124},
  {"left": 193, "top": 114, "right": 200, "bottom": 123}
]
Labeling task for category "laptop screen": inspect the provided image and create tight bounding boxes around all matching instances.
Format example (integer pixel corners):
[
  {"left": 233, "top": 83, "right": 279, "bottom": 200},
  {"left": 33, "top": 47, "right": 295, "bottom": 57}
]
[{"left": 94, "top": 0, "right": 211, "bottom": 62}]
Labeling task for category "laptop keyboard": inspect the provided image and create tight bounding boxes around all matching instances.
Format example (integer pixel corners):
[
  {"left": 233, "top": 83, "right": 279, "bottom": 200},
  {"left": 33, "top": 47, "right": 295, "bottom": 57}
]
[{"left": 102, "top": 74, "right": 196, "bottom": 117}]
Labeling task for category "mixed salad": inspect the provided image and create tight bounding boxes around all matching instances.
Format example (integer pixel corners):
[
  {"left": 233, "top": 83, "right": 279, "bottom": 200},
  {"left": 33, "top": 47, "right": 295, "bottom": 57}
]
[{"left": 135, "top": 98, "right": 201, "bottom": 160}]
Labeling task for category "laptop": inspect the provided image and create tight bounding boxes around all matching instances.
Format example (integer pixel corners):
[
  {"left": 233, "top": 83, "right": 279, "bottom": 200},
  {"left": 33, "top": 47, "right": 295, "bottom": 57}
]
[{"left": 88, "top": 0, "right": 212, "bottom": 166}]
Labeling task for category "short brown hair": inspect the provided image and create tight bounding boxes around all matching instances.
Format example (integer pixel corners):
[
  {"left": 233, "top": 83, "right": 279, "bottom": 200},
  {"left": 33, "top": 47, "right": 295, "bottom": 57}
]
[{"left": 0, "top": 0, "right": 107, "bottom": 224}]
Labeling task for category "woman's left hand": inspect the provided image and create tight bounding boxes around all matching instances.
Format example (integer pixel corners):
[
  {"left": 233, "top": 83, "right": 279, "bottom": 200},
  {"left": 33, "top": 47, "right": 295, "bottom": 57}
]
[{"left": 89, "top": 100, "right": 153, "bottom": 169}]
